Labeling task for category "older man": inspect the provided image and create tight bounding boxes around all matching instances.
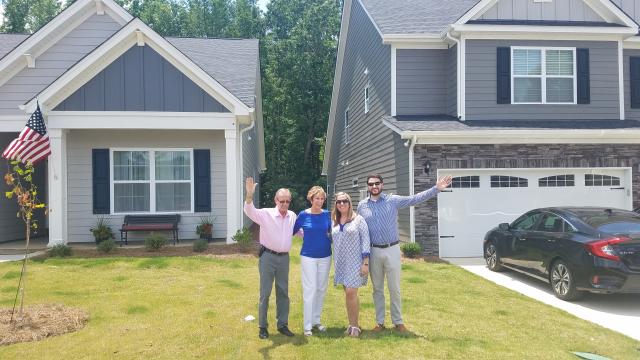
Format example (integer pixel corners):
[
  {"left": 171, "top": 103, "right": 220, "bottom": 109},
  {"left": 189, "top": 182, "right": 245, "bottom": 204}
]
[
  {"left": 357, "top": 173, "right": 452, "bottom": 333},
  {"left": 243, "top": 177, "right": 296, "bottom": 339}
]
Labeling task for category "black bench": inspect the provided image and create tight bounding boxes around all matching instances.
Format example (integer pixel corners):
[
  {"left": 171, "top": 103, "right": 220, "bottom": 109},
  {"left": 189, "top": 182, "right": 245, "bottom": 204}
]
[{"left": 119, "top": 214, "right": 181, "bottom": 246}]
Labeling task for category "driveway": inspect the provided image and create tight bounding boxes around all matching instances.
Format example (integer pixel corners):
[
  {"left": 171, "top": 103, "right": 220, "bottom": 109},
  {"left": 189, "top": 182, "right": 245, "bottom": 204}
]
[{"left": 445, "top": 257, "right": 640, "bottom": 341}]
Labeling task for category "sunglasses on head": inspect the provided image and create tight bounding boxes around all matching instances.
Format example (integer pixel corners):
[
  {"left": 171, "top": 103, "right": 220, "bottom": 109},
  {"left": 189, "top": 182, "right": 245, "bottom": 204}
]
[
  {"left": 335, "top": 199, "right": 350, "bottom": 205},
  {"left": 278, "top": 200, "right": 291, "bottom": 204},
  {"left": 367, "top": 181, "right": 382, "bottom": 187}
]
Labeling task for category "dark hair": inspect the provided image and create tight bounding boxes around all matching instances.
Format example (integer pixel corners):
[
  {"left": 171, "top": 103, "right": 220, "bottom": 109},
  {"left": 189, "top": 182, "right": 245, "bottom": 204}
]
[{"left": 366, "top": 174, "right": 383, "bottom": 183}]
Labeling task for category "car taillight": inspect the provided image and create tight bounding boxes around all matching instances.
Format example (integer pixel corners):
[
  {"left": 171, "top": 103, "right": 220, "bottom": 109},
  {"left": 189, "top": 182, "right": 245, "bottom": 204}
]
[{"left": 584, "top": 237, "right": 628, "bottom": 261}]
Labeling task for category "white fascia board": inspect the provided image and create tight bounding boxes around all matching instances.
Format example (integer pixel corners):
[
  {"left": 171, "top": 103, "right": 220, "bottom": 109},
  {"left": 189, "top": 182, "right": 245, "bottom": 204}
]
[
  {"left": 24, "top": 19, "right": 250, "bottom": 116},
  {"left": 356, "top": 0, "right": 383, "bottom": 38},
  {"left": 462, "top": 31, "right": 628, "bottom": 41},
  {"left": 452, "top": 24, "right": 637, "bottom": 37},
  {"left": 47, "top": 111, "right": 236, "bottom": 130},
  {"left": 455, "top": 0, "right": 499, "bottom": 25},
  {"left": 0, "top": 0, "right": 132, "bottom": 87},
  {"left": 623, "top": 37, "right": 640, "bottom": 49},
  {"left": 395, "top": 130, "right": 640, "bottom": 144},
  {"left": 322, "top": 0, "right": 353, "bottom": 175},
  {"left": 0, "top": 116, "right": 27, "bottom": 132},
  {"left": 382, "top": 33, "right": 443, "bottom": 45},
  {"left": 583, "top": 0, "right": 638, "bottom": 29}
]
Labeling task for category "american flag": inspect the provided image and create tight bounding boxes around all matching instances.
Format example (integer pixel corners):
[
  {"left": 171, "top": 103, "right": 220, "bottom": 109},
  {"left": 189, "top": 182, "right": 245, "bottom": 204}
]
[{"left": 2, "top": 105, "right": 51, "bottom": 165}]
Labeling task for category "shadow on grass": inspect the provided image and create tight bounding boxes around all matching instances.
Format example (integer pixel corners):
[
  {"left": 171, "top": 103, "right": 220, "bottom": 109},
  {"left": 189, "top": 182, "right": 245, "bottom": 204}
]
[
  {"left": 312, "top": 326, "right": 424, "bottom": 341},
  {"left": 258, "top": 332, "right": 309, "bottom": 360}
]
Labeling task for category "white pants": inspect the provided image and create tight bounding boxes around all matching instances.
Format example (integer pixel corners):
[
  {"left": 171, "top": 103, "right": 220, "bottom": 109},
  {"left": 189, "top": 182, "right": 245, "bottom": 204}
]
[{"left": 300, "top": 255, "right": 331, "bottom": 331}]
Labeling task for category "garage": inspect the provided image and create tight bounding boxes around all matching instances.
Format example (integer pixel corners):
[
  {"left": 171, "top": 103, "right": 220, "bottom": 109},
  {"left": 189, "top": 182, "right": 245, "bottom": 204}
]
[{"left": 437, "top": 167, "right": 633, "bottom": 258}]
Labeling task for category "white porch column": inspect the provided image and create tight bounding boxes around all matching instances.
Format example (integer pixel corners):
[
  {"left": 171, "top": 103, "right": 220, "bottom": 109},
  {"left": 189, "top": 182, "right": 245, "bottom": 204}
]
[
  {"left": 47, "top": 128, "right": 67, "bottom": 246},
  {"left": 225, "top": 129, "right": 240, "bottom": 244}
]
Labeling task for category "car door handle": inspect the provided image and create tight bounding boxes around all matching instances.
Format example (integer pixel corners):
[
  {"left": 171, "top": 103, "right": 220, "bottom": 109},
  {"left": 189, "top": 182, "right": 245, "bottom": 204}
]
[
  {"left": 547, "top": 239, "right": 556, "bottom": 243},
  {"left": 518, "top": 238, "right": 526, "bottom": 241}
]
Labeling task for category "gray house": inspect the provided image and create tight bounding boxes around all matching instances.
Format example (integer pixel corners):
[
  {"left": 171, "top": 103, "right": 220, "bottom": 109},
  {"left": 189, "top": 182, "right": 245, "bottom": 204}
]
[
  {"left": 324, "top": 0, "right": 640, "bottom": 257},
  {"left": 0, "top": 0, "right": 265, "bottom": 245}
]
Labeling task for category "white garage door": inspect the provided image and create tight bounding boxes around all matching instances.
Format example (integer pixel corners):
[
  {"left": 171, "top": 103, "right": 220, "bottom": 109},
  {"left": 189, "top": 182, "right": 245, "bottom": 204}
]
[{"left": 437, "top": 167, "right": 632, "bottom": 258}]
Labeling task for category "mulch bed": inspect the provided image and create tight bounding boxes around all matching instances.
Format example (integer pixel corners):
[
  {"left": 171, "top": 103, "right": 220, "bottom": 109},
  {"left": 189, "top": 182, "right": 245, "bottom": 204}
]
[{"left": 0, "top": 304, "right": 89, "bottom": 346}]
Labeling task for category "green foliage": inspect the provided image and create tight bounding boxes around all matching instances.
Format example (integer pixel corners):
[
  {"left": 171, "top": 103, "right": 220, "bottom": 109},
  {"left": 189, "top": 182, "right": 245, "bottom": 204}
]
[
  {"left": 145, "top": 234, "right": 167, "bottom": 251},
  {"left": 0, "top": 0, "right": 61, "bottom": 33},
  {"left": 49, "top": 244, "right": 72, "bottom": 258},
  {"left": 97, "top": 239, "right": 116, "bottom": 253},
  {"left": 4, "top": 160, "right": 46, "bottom": 233},
  {"left": 90, "top": 217, "right": 115, "bottom": 243},
  {"left": 400, "top": 242, "right": 422, "bottom": 258},
  {"left": 193, "top": 239, "right": 209, "bottom": 252},
  {"left": 231, "top": 227, "right": 252, "bottom": 248},
  {"left": 196, "top": 216, "right": 215, "bottom": 238}
]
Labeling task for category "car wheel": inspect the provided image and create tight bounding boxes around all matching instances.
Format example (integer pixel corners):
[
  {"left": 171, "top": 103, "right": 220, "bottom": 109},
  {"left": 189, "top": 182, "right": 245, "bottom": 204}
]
[
  {"left": 550, "top": 260, "right": 583, "bottom": 301},
  {"left": 484, "top": 242, "right": 503, "bottom": 272}
]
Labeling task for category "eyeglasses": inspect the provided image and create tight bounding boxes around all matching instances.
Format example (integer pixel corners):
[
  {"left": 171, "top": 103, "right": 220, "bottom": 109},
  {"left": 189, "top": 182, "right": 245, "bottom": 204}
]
[
  {"left": 335, "top": 199, "right": 350, "bottom": 205},
  {"left": 278, "top": 200, "right": 291, "bottom": 204},
  {"left": 367, "top": 181, "right": 382, "bottom": 187}
]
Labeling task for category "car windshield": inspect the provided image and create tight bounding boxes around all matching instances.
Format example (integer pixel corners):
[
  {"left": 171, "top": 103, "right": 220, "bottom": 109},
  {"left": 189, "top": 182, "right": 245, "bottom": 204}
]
[{"left": 595, "top": 221, "right": 640, "bottom": 234}]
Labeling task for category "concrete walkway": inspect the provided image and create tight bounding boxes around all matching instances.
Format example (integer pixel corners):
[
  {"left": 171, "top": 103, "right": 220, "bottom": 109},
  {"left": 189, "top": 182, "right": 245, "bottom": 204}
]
[{"left": 445, "top": 257, "right": 640, "bottom": 341}]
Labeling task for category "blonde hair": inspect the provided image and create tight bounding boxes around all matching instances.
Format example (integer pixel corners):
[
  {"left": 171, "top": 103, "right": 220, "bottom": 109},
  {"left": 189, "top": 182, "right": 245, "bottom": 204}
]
[
  {"left": 331, "top": 192, "right": 355, "bottom": 226},
  {"left": 307, "top": 186, "right": 326, "bottom": 202}
]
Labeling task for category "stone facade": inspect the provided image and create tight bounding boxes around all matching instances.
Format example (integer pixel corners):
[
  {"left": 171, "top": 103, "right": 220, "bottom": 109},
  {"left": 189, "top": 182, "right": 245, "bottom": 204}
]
[{"left": 413, "top": 143, "right": 640, "bottom": 255}]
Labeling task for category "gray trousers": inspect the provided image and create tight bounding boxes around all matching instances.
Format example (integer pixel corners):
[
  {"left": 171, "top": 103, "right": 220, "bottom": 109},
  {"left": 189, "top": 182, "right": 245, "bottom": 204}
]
[
  {"left": 258, "top": 251, "right": 290, "bottom": 329},
  {"left": 370, "top": 244, "right": 403, "bottom": 325}
]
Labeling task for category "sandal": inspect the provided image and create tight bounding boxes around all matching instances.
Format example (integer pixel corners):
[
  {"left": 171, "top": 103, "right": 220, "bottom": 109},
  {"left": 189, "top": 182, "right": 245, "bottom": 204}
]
[{"left": 348, "top": 326, "right": 361, "bottom": 338}]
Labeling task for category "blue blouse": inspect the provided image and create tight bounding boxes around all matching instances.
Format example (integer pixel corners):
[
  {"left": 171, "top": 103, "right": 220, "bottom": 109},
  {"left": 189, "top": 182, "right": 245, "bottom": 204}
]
[{"left": 293, "top": 210, "right": 332, "bottom": 258}]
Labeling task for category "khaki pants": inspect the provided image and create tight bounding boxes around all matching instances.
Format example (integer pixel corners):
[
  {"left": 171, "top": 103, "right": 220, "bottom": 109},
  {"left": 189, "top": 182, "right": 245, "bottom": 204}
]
[{"left": 369, "top": 244, "right": 402, "bottom": 325}]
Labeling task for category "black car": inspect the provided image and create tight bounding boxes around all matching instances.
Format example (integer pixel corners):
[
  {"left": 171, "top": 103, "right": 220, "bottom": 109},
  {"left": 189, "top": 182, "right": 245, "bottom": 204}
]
[{"left": 483, "top": 207, "right": 640, "bottom": 301}]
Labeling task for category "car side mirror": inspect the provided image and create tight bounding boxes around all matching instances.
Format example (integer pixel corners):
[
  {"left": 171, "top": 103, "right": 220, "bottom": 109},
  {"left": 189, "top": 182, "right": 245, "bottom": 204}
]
[{"left": 498, "top": 223, "right": 510, "bottom": 231}]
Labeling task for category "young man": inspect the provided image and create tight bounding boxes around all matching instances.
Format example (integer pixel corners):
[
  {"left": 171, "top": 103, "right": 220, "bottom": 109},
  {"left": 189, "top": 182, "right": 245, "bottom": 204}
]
[
  {"left": 357, "top": 174, "right": 452, "bottom": 332},
  {"left": 243, "top": 177, "right": 296, "bottom": 339}
]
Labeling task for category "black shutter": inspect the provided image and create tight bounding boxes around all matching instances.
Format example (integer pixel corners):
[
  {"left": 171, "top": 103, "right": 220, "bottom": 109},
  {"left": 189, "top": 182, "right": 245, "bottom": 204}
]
[
  {"left": 577, "top": 48, "right": 590, "bottom": 104},
  {"left": 194, "top": 149, "right": 211, "bottom": 212},
  {"left": 92, "top": 149, "right": 110, "bottom": 214},
  {"left": 497, "top": 47, "right": 511, "bottom": 104},
  {"left": 631, "top": 57, "right": 640, "bottom": 108}
]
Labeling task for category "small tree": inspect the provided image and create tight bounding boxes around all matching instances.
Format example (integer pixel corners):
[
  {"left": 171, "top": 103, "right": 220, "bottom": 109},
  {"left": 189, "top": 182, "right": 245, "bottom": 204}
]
[{"left": 4, "top": 160, "right": 46, "bottom": 321}]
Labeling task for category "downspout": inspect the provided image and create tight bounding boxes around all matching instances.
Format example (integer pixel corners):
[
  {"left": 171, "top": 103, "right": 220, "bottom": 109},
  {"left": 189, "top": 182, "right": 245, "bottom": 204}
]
[
  {"left": 445, "top": 30, "right": 461, "bottom": 120},
  {"left": 409, "top": 134, "right": 417, "bottom": 243},
  {"left": 239, "top": 115, "right": 256, "bottom": 226}
]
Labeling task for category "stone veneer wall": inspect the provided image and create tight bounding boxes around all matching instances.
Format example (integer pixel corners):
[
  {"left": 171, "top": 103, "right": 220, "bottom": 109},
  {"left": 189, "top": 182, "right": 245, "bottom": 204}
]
[{"left": 413, "top": 143, "right": 640, "bottom": 256}]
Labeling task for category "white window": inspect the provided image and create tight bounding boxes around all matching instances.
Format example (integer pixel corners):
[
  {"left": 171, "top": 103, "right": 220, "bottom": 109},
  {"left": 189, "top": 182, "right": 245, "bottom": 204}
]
[
  {"left": 512, "top": 47, "right": 576, "bottom": 104},
  {"left": 344, "top": 109, "right": 350, "bottom": 144},
  {"left": 111, "top": 149, "right": 194, "bottom": 214},
  {"left": 364, "top": 85, "right": 370, "bottom": 113}
]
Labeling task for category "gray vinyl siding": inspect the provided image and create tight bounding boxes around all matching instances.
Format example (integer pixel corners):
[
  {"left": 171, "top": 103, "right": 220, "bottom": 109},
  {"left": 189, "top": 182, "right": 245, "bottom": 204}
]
[
  {"left": 55, "top": 46, "right": 229, "bottom": 112},
  {"left": 612, "top": 0, "right": 640, "bottom": 24},
  {"left": 465, "top": 40, "right": 620, "bottom": 120},
  {"left": 328, "top": 0, "right": 410, "bottom": 241},
  {"left": 624, "top": 49, "right": 640, "bottom": 120},
  {"left": 447, "top": 45, "right": 458, "bottom": 117},
  {"left": 65, "top": 129, "right": 227, "bottom": 243},
  {"left": 0, "top": 14, "right": 122, "bottom": 115},
  {"left": 480, "top": 0, "right": 603, "bottom": 22},
  {"left": 396, "top": 49, "right": 448, "bottom": 115},
  {"left": 241, "top": 123, "right": 260, "bottom": 226}
]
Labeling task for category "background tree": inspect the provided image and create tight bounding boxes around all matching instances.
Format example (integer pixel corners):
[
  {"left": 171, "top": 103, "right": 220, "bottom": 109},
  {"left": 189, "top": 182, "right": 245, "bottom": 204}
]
[{"left": 1, "top": 0, "right": 61, "bottom": 33}]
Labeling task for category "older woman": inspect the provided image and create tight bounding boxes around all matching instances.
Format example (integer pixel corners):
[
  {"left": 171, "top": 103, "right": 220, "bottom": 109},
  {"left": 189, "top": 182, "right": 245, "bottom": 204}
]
[
  {"left": 331, "top": 192, "right": 370, "bottom": 337},
  {"left": 293, "top": 186, "right": 332, "bottom": 337}
]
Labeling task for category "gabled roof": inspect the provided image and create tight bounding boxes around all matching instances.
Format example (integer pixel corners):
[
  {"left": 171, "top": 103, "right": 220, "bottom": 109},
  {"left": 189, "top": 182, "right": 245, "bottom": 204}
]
[
  {"left": 0, "top": 34, "right": 30, "bottom": 59},
  {"left": 168, "top": 37, "right": 259, "bottom": 108}
]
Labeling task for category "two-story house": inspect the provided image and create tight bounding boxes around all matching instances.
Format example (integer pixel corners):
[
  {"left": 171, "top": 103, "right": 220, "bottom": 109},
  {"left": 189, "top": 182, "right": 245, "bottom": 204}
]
[
  {"left": 0, "top": 0, "right": 265, "bottom": 245},
  {"left": 324, "top": 0, "right": 640, "bottom": 257}
]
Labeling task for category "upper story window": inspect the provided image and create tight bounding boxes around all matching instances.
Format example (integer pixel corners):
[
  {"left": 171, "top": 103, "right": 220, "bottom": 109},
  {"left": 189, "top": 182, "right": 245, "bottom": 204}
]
[
  {"left": 364, "top": 84, "right": 370, "bottom": 114},
  {"left": 112, "top": 149, "right": 193, "bottom": 213},
  {"left": 344, "top": 109, "right": 350, "bottom": 144},
  {"left": 512, "top": 47, "right": 576, "bottom": 104}
]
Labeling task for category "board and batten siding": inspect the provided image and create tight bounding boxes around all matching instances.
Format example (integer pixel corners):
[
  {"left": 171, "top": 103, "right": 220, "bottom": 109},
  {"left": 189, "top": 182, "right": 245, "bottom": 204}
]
[
  {"left": 55, "top": 45, "right": 229, "bottom": 112},
  {"left": 480, "top": 0, "right": 603, "bottom": 22},
  {"left": 396, "top": 49, "right": 448, "bottom": 115},
  {"left": 328, "top": 0, "right": 410, "bottom": 241},
  {"left": 465, "top": 40, "right": 620, "bottom": 120},
  {"left": 66, "top": 129, "right": 227, "bottom": 242},
  {"left": 0, "top": 14, "right": 122, "bottom": 116},
  {"left": 612, "top": 0, "right": 640, "bottom": 24}
]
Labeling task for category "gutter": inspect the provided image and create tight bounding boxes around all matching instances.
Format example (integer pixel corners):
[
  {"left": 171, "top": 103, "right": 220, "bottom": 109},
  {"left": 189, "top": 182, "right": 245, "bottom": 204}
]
[
  {"left": 408, "top": 135, "right": 417, "bottom": 243},
  {"left": 239, "top": 113, "right": 256, "bottom": 225},
  {"left": 445, "top": 29, "right": 462, "bottom": 120}
]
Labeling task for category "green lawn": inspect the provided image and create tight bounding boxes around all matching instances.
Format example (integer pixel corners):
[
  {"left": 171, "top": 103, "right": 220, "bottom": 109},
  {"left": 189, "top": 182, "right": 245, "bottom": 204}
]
[{"left": 0, "top": 239, "right": 638, "bottom": 359}]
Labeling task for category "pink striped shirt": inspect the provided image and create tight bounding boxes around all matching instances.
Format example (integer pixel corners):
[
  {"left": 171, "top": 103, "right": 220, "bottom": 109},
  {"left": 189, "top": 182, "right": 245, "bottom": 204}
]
[{"left": 244, "top": 202, "right": 297, "bottom": 253}]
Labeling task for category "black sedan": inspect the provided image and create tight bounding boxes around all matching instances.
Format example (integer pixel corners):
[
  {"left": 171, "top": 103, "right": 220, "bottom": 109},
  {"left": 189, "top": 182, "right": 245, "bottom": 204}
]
[{"left": 483, "top": 207, "right": 640, "bottom": 301}]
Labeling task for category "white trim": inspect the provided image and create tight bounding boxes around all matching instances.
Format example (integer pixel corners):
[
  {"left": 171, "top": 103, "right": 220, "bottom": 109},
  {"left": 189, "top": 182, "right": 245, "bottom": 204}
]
[
  {"left": 455, "top": 0, "right": 499, "bottom": 24},
  {"left": 460, "top": 34, "right": 466, "bottom": 120},
  {"left": 47, "top": 128, "right": 68, "bottom": 246},
  {"left": 322, "top": 0, "right": 352, "bottom": 175},
  {"left": 510, "top": 47, "right": 577, "bottom": 105},
  {"left": 24, "top": 54, "right": 35, "bottom": 68},
  {"left": 391, "top": 45, "right": 397, "bottom": 116},
  {"left": 225, "top": 129, "right": 240, "bottom": 244},
  {"left": 382, "top": 34, "right": 444, "bottom": 44},
  {"left": 390, "top": 42, "right": 448, "bottom": 49},
  {"left": 95, "top": 0, "right": 105, "bottom": 15},
  {"left": 452, "top": 24, "right": 637, "bottom": 37},
  {"left": 0, "top": 117, "right": 28, "bottom": 132},
  {"left": 109, "top": 148, "right": 195, "bottom": 215},
  {"left": 24, "top": 19, "right": 250, "bottom": 117},
  {"left": 46, "top": 111, "right": 237, "bottom": 130},
  {"left": 356, "top": 0, "right": 383, "bottom": 37},
  {"left": 461, "top": 32, "right": 629, "bottom": 41},
  {"left": 136, "top": 30, "right": 145, "bottom": 47},
  {"left": 619, "top": 39, "right": 625, "bottom": 120},
  {"left": 408, "top": 135, "right": 417, "bottom": 243}
]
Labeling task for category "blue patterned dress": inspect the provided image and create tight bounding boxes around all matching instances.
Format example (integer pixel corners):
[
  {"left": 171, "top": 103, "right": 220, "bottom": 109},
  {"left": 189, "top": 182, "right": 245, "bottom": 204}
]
[{"left": 332, "top": 215, "right": 371, "bottom": 288}]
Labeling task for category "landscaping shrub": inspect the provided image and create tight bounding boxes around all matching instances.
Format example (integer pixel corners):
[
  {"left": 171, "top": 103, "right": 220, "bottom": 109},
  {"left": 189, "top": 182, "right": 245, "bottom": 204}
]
[
  {"left": 145, "top": 234, "right": 167, "bottom": 251},
  {"left": 90, "top": 217, "right": 114, "bottom": 244},
  {"left": 400, "top": 242, "right": 422, "bottom": 258},
  {"left": 49, "top": 244, "right": 72, "bottom": 257},
  {"left": 193, "top": 239, "right": 209, "bottom": 253},
  {"left": 232, "top": 227, "right": 253, "bottom": 249},
  {"left": 97, "top": 239, "right": 116, "bottom": 253}
]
